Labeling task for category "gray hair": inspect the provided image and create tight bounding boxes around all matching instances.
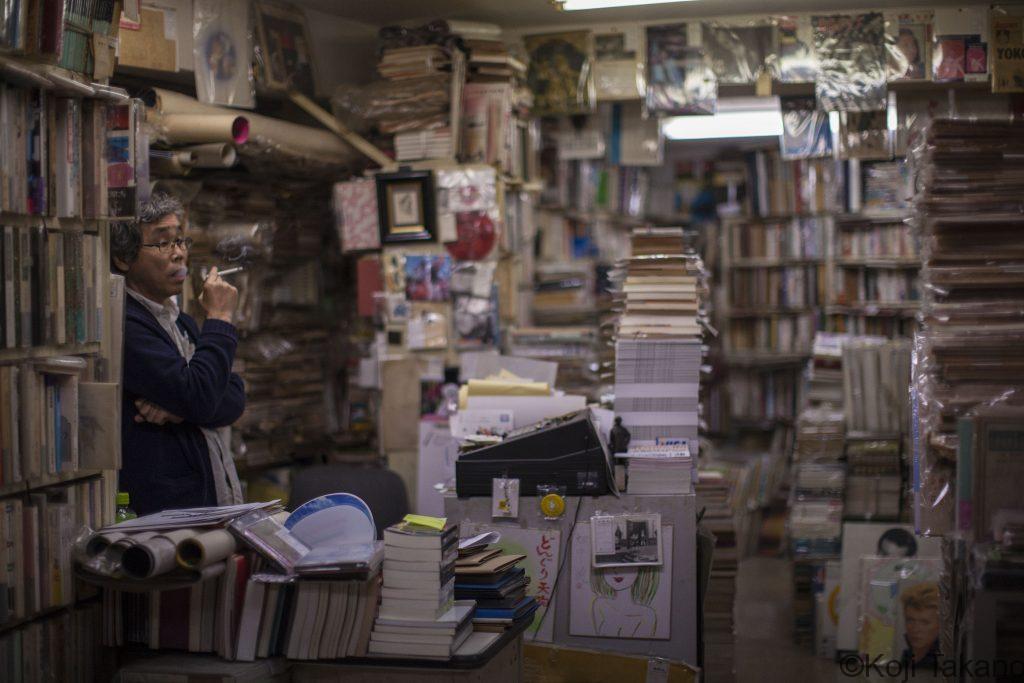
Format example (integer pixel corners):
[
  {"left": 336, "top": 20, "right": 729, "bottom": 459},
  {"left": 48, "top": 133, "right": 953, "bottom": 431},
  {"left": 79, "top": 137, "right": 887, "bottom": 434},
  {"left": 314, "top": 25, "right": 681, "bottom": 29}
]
[{"left": 110, "top": 192, "right": 185, "bottom": 271}]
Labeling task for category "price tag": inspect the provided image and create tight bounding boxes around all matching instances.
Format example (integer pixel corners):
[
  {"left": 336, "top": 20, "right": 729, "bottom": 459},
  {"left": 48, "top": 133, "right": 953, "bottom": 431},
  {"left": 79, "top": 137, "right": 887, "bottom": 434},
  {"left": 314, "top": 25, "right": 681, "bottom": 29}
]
[{"left": 491, "top": 478, "right": 519, "bottom": 518}]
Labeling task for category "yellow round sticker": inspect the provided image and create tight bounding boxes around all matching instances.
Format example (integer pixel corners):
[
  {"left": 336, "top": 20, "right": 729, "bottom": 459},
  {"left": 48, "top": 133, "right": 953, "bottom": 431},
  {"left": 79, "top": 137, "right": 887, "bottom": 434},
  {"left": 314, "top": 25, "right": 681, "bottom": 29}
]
[{"left": 540, "top": 493, "right": 566, "bottom": 518}]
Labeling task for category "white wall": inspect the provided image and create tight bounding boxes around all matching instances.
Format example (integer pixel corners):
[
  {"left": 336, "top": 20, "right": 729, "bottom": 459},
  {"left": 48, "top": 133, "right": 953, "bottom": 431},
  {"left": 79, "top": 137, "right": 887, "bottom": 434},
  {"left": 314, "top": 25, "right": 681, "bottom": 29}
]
[{"left": 305, "top": 9, "right": 379, "bottom": 97}]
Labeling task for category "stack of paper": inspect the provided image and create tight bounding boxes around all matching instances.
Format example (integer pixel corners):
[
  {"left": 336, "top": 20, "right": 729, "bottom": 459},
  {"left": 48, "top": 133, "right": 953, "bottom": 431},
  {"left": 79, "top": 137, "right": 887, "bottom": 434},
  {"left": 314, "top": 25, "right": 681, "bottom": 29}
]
[
  {"left": 617, "top": 442, "right": 694, "bottom": 495},
  {"left": 793, "top": 406, "right": 846, "bottom": 462},
  {"left": 378, "top": 46, "right": 451, "bottom": 80},
  {"left": 395, "top": 128, "right": 453, "bottom": 162},
  {"left": 807, "top": 333, "right": 851, "bottom": 406},
  {"left": 453, "top": 541, "right": 535, "bottom": 631},
  {"left": 614, "top": 338, "right": 701, "bottom": 444}
]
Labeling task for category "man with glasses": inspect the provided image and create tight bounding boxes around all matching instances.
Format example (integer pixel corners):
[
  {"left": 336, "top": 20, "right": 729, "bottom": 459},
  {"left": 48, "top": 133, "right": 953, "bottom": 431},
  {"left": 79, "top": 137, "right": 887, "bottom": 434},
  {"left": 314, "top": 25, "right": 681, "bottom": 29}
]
[{"left": 111, "top": 192, "right": 245, "bottom": 515}]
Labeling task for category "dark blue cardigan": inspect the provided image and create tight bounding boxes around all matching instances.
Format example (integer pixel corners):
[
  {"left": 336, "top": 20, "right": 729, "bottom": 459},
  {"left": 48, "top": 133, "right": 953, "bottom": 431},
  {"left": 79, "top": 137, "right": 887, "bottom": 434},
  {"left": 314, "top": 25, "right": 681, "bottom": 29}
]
[{"left": 119, "top": 295, "right": 246, "bottom": 515}]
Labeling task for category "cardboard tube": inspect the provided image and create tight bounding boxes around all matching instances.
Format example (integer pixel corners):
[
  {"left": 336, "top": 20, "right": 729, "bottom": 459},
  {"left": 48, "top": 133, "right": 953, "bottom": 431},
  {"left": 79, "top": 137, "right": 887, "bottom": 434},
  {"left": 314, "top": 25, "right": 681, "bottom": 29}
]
[
  {"left": 151, "top": 112, "right": 250, "bottom": 145},
  {"left": 151, "top": 151, "right": 195, "bottom": 176},
  {"left": 86, "top": 531, "right": 126, "bottom": 557},
  {"left": 181, "top": 143, "right": 237, "bottom": 168},
  {"left": 121, "top": 536, "right": 177, "bottom": 579},
  {"left": 144, "top": 88, "right": 357, "bottom": 165},
  {"left": 177, "top": 528, "right": 238, "bottom": 569}
]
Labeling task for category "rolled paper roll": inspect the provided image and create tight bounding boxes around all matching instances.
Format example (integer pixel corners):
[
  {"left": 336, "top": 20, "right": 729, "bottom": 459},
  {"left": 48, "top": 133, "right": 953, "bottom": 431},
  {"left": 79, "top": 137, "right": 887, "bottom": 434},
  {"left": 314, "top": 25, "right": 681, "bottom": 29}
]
[
  {"left": 177, "top": 528, "right": 238, "bottom": 570},
  {"left": 104, "top": 531, "right": 158, "bottom": 565},
  {"left": 121, "top": 535, "right": 178, "bottom": 579},
  {"left": 143, "top": 87, "right": 356, "bottom": 165},
  {"left": 181, "top": 143, "right": 237, "bottom": 168},
  {"left": 150, "top": 112, "right": 250, "bottom": 145},
  {"left": 85, "top": 531, "right": 125, "bottom": 557}
]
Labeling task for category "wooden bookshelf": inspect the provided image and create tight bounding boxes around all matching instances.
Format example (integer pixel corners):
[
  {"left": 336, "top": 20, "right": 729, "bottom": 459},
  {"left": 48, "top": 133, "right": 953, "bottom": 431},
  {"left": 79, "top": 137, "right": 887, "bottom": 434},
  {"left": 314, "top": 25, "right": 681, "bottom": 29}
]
[{"left": 0, "top": 343, "right": 101, "bottom": 364}]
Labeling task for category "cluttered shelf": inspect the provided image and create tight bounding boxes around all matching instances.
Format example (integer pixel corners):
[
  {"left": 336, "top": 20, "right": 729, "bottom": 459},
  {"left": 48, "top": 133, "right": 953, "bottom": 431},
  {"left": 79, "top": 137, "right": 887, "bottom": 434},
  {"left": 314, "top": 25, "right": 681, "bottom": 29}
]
[
  {"left": 0, "top": 343, "right": 101, "bottom": 364},
  {"left": 832, "top": 257, "right": 920, "bottom": 267},
  {"left": 0, "top": 468, "right": 107, "bottom": 502},
  {"left": 0, "top": 598, "right": 99, "bottom": 637},
  {"left": 0, "top": 55, "right": 126, "bottom": 99},
  {"left": 0, "top": 214, "right": 106, "bottom": 233}
]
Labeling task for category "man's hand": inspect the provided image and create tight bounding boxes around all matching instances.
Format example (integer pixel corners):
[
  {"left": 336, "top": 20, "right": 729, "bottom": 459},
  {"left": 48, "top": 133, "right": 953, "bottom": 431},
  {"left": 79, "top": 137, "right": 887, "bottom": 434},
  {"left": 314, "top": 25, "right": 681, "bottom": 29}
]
[
  {"left": 199, "top": 266, "right": 239, "bottom": 323},
  {"left": 134, "top": 398, "right": 184, "bottom": 426}
]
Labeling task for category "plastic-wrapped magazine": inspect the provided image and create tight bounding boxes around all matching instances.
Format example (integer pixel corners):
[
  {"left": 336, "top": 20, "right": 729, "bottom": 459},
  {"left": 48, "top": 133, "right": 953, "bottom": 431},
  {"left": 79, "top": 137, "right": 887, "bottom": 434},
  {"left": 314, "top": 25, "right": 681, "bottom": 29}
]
[
  {"left": 229, "top": 509, "right": 310, "bottom": 573},
  {"left": 780, "top": 96, "right": 832, "bottom": 160},
  {"left": 838, "top": 111, "right": 891, "bottom": 160},
  {"left": 886, "top": 12, "right": 933, "bottom": 82},
  {"left": 645, "top": 24, "right": 716, "bottom": 116},
  {"left": 775, "top": 16, "right": 818, "bottom": 82},
  {"left": 524, "top": 31, "right": 594, "bottom": 115},
  {"left": 193, "top": 0, "right": 255, "bottom": 108},
  {"left": 701, "top": 22, "right": 772, "bottom": 84},
  {"left": 812, "top": 13, "right": 887, "bottom": 112},
  {"left": 857, "top": 557, "right": 942, "bottom": 663}
]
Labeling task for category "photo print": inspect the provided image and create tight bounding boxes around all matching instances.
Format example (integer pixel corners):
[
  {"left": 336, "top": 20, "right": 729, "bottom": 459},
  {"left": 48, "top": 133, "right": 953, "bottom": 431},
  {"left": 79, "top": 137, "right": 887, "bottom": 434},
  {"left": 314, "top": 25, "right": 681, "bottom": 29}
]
[{"left": 590, "top": 512, "right": 663, "bottom": 568}]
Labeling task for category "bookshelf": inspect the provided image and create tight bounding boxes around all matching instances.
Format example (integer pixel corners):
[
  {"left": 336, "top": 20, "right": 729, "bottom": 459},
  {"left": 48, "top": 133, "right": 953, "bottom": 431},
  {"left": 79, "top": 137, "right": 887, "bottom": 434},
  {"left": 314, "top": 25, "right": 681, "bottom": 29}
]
[
  {"left": 0, "top": 41, "right": 131, "bottom": 674},
  {"left": 825, "top": 214, "right": 920, "bottom": 338}
]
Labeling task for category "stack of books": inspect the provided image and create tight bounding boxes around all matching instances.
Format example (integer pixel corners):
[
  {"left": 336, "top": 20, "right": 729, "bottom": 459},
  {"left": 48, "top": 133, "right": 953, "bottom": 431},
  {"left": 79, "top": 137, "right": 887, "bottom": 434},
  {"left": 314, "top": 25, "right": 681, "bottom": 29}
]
[
  {"left": 454, "top": 543, "right": 534, "bottom": 632},
  {"left": 613, "top": 228, "right": 706, "bottom": 445},
  {"left": 806, "top": 333, "right": 850, "bottom": 406},
  {"left": 844, "top": 438, "right": 902, "bottom": 520},
  {"left": 793, "top": 407, "right": 845, "bottom": 462},
  {"left": 841, "top": 337, "right": 910, "bottom": 434},
  {"left": 369, "top": 520, "right": 473, "bottom": 659},
  {"left": 913, "top": 118, "right": 1024, "bottom": 534},
  {"left": 615, "top": 228, "right": 703, "bottom": 338},
  {"left": 617, "top": 442, "right": 694, "bottom": 495}
]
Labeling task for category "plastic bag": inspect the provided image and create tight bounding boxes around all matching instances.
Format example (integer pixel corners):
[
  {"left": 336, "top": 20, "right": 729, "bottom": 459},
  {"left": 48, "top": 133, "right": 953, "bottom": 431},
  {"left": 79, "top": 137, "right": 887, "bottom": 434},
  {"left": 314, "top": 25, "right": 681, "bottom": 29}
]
[
  {"left": 332, "top": 76, "right": 451, "bottom": 133},
  {"left": 193, "top": 0, "right": 256, "bottom": 109},
  {"left": 837, "top": 110, "right": 892, "bottom": 160},
  {"left": 436, "top": 167, "right": 500, "bottom": 260},
  {"left": 813, "top": 13, "right": 887, "bottom": 112},
  {"left": 593, "top": 32, "right": 644, "bottom": 101}
]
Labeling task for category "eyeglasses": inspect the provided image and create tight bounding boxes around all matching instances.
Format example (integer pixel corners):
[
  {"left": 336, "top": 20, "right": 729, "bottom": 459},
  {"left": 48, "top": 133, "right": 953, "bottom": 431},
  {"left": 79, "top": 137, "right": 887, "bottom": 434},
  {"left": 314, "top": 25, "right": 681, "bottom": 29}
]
[{"left": 141, "top": 237, "right": 193, "bottom": 254}]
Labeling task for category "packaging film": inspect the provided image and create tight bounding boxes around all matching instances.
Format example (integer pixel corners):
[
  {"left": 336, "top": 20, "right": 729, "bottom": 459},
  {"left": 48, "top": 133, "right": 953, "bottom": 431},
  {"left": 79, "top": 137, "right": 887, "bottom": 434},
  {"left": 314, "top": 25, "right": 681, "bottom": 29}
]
[
  {"left": 193, "top": 0, "right": 256, "bottom": 109},
  {"left": 909, "top": 117, "right": 1024, "bottom": 536}
]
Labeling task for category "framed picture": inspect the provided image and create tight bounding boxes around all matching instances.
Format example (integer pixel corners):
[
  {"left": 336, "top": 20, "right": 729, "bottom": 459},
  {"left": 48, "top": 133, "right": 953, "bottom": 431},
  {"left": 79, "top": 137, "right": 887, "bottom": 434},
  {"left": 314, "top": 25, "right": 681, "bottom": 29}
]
[
  {"left": 254, "top": 0, "right": 316, "bottom": 96},
  {"left": 376, "top": 170, "right": 437, "bottom": 244}
]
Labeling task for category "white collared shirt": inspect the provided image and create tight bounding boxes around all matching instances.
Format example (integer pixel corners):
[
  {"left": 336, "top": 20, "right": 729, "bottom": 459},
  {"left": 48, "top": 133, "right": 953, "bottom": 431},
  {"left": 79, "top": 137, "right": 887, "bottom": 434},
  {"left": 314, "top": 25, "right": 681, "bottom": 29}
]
[{"left": 127, "top": 288, "right": 243, "bottom": 506}]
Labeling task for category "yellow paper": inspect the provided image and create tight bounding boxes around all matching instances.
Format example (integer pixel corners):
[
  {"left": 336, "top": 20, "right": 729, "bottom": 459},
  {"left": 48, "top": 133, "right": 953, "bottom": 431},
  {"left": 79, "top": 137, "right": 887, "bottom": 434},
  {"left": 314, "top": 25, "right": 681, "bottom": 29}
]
[
  {"left": 404, "top": 514, "right": 446, "bottom": 530},
  {"left": 467, "top": 378, "right": 550, "bottom": 396}
]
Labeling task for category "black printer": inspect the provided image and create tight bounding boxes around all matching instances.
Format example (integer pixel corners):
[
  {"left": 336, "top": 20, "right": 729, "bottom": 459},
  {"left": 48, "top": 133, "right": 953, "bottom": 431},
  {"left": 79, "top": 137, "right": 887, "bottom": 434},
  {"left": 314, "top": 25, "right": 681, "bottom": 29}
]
[{"left": 455, "top": 409, "right": 617, "bottom": 497}]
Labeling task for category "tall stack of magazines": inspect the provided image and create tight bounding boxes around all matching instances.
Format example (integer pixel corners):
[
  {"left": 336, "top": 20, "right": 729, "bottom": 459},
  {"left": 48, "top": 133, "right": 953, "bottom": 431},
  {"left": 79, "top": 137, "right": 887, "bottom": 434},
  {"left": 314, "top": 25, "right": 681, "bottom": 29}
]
[{"left": 911, "top": 118, "right": 1024, "bottom": 663}]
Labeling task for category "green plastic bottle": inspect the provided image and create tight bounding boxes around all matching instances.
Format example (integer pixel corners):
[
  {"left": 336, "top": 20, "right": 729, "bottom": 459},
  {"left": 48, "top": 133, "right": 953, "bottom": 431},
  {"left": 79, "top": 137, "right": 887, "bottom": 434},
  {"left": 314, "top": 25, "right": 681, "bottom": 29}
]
[{"left": 115, "top": 492, "right": 137, "bottom": 523}]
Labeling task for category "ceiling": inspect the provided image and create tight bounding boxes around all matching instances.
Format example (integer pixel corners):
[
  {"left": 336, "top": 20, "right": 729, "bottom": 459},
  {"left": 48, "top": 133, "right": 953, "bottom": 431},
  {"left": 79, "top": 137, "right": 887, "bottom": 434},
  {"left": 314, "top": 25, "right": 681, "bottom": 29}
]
[{"left": 295, "top": 0, "right": 966, "bottom": 29}]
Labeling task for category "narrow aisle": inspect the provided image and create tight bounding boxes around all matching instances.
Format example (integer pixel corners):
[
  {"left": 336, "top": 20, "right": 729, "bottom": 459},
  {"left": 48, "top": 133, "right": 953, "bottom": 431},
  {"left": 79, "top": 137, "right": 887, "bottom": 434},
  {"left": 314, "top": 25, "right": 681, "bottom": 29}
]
[{"left": 734, "top": 557, "right": 839, "bottom": 683}]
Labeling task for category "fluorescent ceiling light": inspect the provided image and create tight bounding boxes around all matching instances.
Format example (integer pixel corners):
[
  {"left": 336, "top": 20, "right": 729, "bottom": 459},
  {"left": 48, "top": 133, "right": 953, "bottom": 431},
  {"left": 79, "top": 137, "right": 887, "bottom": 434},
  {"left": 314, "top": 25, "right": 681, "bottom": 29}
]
[
  {"left": 559, "top": 0, "right": 698, "bottom": 10},
  {"left": 662, "top": 98, "right": 783, "bottom": 141}
]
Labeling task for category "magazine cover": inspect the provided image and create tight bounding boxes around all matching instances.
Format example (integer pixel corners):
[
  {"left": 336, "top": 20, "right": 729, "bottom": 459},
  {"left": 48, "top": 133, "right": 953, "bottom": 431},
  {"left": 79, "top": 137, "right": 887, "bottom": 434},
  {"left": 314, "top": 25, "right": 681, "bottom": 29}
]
[
  {"left": 524, "top": 31, "right": 594, "bottom": 116},
  {"left": 646, "top": 24, "right": 716, "bottom": 115},
  {"left": 812, "top": 13, "right": 887, "bottom": 112},
  {"left": 992, "top": 16, "right": 1024, "bottom": 93},
  {"left": 193, "top": 0, "right": 256, "bottom": 108},
  {"left": 857, "top": 557, "right": 942, "bottom": 664},
  {"left": 887, "top": 12, "right": 932, "bottom": 81}
]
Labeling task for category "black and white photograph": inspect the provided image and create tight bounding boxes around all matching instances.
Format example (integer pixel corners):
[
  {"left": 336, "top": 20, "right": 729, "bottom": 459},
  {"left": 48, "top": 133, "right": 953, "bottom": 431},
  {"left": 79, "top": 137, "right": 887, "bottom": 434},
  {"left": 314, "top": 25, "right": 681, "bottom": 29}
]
[{"left": 591, "top": 513, "right": 663, "bottom": 568}]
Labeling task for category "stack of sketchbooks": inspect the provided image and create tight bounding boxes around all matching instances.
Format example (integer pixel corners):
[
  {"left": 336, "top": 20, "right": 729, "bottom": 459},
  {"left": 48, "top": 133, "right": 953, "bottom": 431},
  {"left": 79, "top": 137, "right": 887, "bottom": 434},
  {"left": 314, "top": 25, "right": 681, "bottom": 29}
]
[
  {"left": 614, "top": 228, "right": 704, "bottom": 339},
  {"left": 368, "top": 520, "right": 471, "bottom": 659},
  {"left": 617, "top": 442, "right": 694, "bottom": 495},
  {"left": 395, "top": 128, "right": 453, "bottom": 161},
  {"left": 454, "top": 540, "right": 535, "bottom": 631},
  {"left": 378, "top": 45, "right": 451, "bottom": 80}
]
